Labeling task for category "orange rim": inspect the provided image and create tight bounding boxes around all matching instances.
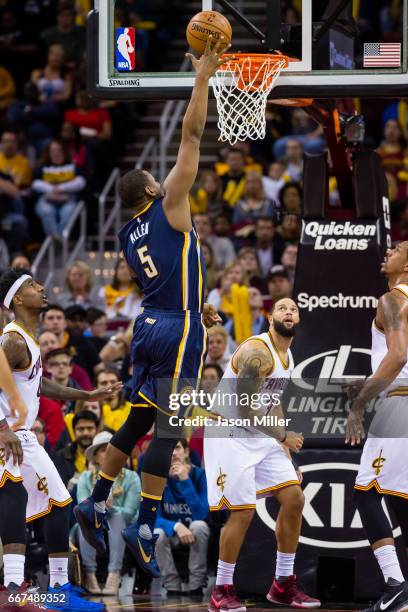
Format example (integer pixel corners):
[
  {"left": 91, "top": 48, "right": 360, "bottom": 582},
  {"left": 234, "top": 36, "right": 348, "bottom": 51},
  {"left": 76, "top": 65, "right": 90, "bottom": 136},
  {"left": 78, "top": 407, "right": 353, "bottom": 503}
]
[
  {"left": 218, "top": 52, "right": 290, "bottom": 93},
  {"left": 269, "top": 98, "right": 314, "bottom": 107}
]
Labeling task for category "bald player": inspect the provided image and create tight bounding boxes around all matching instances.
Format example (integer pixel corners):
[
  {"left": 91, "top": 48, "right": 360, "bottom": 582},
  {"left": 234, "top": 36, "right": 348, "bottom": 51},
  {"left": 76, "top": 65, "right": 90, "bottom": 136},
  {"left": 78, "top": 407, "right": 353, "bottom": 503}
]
[
  {"left": 204, "top": 298, "right": 320, "bottom": 611},
  {"left": 346, "top": 241, "right": 408, "bottom": 612}
]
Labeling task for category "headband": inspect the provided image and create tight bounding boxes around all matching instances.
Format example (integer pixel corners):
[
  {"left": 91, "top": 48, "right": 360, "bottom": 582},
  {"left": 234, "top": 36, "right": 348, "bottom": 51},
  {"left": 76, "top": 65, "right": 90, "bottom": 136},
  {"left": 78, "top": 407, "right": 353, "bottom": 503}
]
[{"left": 3, "top": 275, "right": 32, "bottom": 309}]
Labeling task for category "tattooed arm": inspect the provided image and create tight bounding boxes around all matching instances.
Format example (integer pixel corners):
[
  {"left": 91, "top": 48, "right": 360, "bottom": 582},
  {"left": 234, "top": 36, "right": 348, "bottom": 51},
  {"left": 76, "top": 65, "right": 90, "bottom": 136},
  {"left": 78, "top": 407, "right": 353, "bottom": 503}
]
[
  {"left": 234, "top": 339, "right": 303, "bottom": 450},
  {"left": 352, "top": 290, "right": 408, "bottom": 410}
]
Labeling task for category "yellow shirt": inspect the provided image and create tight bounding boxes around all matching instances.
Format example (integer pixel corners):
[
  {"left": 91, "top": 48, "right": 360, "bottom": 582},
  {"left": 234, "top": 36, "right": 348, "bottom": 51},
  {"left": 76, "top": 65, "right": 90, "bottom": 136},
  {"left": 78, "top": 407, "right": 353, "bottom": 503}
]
[
  {"left": 102, "top": 401, "right": 132, "bottom": 431},
  {"left": 74, "top": 448, "right": 87, "bottom": 474},
  {"left": 0, "top": 152, "right": 32, "bottom": 188},
  {"left": 103, "top": 285, "right": 132, "bottom": 309}
]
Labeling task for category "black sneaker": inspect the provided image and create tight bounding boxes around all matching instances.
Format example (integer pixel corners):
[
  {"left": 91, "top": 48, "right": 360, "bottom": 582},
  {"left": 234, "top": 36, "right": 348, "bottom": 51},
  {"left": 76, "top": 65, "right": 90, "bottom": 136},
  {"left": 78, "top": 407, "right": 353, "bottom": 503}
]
[
  {"left": 189, "top": 587, "right": 204, "bottom": 601},
  {"left": 364, "top": 578, "right": 408, "bottom": 612}
]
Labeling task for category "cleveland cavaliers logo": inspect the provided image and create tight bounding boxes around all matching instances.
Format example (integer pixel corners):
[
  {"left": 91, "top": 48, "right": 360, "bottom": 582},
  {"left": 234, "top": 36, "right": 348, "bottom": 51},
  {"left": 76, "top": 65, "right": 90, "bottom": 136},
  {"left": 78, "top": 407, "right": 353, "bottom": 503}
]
[
  {"left": 216, "top": 468, "right": 227, "bottom": 492},
  {"left": 0, "top": 448, "right": 5, "bottom": 467},
  {"left": 372, "top": 449, "right": 386, "bottom": 476},
  {"left": 36, "top": 473, "right": 49, "bottom": 496}
]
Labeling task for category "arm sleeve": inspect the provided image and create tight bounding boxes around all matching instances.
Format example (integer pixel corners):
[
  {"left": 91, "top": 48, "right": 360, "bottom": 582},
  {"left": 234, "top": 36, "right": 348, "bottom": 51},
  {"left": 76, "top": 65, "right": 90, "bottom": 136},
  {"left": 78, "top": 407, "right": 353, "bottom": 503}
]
[
  {"left": 155, "top": 509, "right": 178, "bottom": 537},
  {"left": 59, "top": 175, "right": 86, "bottom": 193},
  {"left": 32, "top": 179, "right": 54, "bottom": 193},
  {"left": 111, "top": 472, "right": 141, "bottom": 523},
  {"left": 76, "top": 472, "right": 93, "bottom": 503},
  {"left": 176, "top": 471, "right": 209, "bottom": 521}
]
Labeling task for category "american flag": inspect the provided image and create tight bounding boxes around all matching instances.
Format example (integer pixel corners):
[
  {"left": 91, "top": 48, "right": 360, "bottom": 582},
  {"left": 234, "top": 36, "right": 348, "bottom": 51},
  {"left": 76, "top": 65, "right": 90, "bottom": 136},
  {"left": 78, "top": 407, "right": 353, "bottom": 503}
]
[{"left": 363, "top": 42, "right": 401, "bottom": 67}]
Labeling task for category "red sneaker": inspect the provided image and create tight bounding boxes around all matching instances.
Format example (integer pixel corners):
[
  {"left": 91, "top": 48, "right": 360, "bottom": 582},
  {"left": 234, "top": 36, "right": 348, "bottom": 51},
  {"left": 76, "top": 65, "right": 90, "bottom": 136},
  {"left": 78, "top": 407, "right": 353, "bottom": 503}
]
[
  {"left": 266, "top": 575, "right": 321, "bottom": 609},
  {"left": 208, "top": 585, "right": 247, "bottom": 612},
  {"left": 0, "top": 582, "right": 56, "bottom": 611}
]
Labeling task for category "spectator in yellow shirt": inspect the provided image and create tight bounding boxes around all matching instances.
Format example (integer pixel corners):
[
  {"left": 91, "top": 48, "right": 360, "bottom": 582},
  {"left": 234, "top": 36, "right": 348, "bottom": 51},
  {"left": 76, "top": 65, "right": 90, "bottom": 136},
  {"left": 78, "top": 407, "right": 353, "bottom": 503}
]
[
  {"left": 0, "top": 130, "right": 32, "bottom": 188},
  {"left": 96, "top": 365, "right": 131, "bottom": 431}
]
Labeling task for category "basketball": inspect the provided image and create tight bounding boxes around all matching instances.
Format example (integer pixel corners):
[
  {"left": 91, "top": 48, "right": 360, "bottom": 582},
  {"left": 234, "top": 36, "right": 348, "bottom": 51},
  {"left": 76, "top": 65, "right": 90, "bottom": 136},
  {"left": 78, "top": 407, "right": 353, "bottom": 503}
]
[{"left": 186, "top": 11, "right": 232, "bottom": 55}]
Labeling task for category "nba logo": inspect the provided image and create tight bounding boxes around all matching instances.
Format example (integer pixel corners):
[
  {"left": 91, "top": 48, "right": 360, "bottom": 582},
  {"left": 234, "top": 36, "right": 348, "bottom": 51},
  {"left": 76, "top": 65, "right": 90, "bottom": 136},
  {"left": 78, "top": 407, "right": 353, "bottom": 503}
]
[{"left": 115, "top": 28, "right": 136, "bottom": 71}]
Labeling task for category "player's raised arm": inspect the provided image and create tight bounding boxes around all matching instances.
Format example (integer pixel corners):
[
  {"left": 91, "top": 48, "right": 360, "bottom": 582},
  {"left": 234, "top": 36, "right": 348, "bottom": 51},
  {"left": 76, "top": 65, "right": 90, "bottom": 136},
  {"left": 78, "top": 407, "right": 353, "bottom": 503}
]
[
  {"left": 162, "top": 38, "right": 229, "bottom": 232},
  {"left": 352, "top": 291, "right": 408, "bottom": 410}
]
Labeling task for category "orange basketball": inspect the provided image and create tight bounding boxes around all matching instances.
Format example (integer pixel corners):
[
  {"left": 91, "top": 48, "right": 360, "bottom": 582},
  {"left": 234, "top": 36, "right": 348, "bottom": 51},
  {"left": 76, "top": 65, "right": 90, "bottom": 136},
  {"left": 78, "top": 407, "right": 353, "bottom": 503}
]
[{"left": 186, "top": 11, "right": 232, "bottom": 55}]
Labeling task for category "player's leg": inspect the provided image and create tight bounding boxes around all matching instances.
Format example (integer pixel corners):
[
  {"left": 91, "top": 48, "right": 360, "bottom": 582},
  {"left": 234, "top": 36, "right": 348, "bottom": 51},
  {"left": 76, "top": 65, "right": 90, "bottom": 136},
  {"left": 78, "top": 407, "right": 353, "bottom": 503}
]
[
  {"left": 355, "top": 488, "right": 408, "bottom": 612},
  {"left": 22, "top": 433, "right": 103, "bottom": 611},
  {"left": 387, "top": 495, "right": 408, "bottom": 557},
  {"left": 256, "top": 442, "right": 320, "bottom": 608},
  {"left": 354, "top": 432, "right": 408, "bottom": 611},
  {"left": 74, "top": 405, "right": 155, "bottom": 553},
  {"left": 122, "top": 313, "right": 206, "bottom": 576},
  {"left": 205, "top": 436, "right": 258, "bottom": 612},
  {"left": 0, "top": 479, "right": 28, "bottom": 588}
]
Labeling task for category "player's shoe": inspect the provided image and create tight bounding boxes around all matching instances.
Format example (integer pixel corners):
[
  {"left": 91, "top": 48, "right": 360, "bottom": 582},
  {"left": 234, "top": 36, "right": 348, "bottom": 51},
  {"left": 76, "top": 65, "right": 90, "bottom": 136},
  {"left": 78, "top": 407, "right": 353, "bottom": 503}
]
[
  {"left": 121, "top": 524, "right": 160, "bottom": 577},
  {"left": 46, "top": 583, "right": 104, "bottom": 611},
  {"left": 0, "top": 582, "right": 55, "bottom": 611},
  {"left": 208, "top": 585, "right": 247, "bottom": 612},
  {"left": 363, "top": 578, "right": 408, "bottom": 612},
  {"left": 74, "top": 497, "right": 108, "bottom": 554},
  {"left": 266, "top": 575, "right": 321, "bottom": 608}
]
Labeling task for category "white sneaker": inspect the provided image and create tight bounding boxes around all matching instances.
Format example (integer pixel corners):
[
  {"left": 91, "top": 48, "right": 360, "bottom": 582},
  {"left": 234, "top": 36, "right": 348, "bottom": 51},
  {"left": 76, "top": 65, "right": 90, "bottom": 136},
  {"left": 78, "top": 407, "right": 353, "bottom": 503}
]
[{"left": 102, "top": 571, "right": 121, "bottom": 595}]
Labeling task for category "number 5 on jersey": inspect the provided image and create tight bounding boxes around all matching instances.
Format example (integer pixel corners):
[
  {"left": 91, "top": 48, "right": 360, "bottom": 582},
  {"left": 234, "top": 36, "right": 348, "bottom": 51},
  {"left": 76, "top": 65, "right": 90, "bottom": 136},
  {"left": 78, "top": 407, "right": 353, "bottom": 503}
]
[{"left": 137, "top": 246, "right": 158, "bottom": 278}]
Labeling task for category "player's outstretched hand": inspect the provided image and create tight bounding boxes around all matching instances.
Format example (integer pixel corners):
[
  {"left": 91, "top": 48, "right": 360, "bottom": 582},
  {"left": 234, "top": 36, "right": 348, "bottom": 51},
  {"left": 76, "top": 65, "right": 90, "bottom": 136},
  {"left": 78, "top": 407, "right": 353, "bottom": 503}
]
[
  {"left": 345, "top": 404, "right": 365, "bottom": 446},
  {"left": 8, "top": 393, "right": 28, "bottom": 431},
  {"left": 283, "top": 431, "right": 304, "bottom": 453},
  {"left": 88, "top": 381, "right": 123, "bottom": 402},
  {"left": 0, "top": 423, "right": 23, "bottom": 465},
  {"left": 186, "top": 35, "right": 232, "bottom": 80},
  {"left": 203, "top": 303, "right": 222, "bottom": 328}
]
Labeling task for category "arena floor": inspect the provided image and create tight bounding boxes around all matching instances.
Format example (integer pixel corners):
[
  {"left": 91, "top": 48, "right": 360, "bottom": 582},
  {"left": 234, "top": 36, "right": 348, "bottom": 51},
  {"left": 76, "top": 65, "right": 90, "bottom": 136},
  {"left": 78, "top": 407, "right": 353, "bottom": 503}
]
[{"left": 91, "top": 595, "right": 364, "bottom": 611}]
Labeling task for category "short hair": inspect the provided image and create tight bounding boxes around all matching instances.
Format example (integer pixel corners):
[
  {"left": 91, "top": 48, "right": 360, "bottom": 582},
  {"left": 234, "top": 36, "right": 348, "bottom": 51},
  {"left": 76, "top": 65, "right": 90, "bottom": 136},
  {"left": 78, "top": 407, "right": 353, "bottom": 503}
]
[
  {"left": 96, "top": 364, "right": 120, "bottom": 383},
  {"left": 226, "top": 148, "right": 245, "bottom": 159},
  {"left": 45, "top": 348, "right": 72, "bottom": 364},
  {"left": 43, "top": 304, "right": 65, "bottom": 316},
  {"left": 72, "top": 410, "right": 99, "bottom": 430},
  {"left": 255, "top": 216, "right": 275, "bottom": 226},
  {"left": 87, "top": 307, "right": 106, "bottom": 325},
  {"left": 119, "top": 170, "right": 149, "bottom": 208},
  {"left": 202, "top": 363, "right": 224, "bottom": 380},
  {"left": 0, "top": 268, "right": 31, "bottom": 309},
  {"left": 207, "top": 325, "right": 228, "bottom": 340}
]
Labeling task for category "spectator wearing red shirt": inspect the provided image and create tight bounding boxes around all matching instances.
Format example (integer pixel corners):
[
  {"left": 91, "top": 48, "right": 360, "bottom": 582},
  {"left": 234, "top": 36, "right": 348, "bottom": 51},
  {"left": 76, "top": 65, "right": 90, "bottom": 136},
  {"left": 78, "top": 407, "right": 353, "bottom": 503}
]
[{"left": 64, "top": 91, "right": 112, "bottom": 189}]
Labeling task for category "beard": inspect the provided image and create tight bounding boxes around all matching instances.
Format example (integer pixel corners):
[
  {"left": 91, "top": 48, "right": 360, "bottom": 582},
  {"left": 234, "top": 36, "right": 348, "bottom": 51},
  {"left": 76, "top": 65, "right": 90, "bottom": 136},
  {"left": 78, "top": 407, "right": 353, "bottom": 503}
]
[{"left": 273, "top": 318, "right": 298, "bottom": 338}]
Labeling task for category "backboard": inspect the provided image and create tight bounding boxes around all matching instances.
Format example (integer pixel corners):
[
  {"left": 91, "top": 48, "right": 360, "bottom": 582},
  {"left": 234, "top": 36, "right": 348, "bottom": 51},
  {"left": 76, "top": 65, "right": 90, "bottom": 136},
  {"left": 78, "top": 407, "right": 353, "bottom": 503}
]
[{"left": 88, "top": 0, "right": 408, "bottom": 100}]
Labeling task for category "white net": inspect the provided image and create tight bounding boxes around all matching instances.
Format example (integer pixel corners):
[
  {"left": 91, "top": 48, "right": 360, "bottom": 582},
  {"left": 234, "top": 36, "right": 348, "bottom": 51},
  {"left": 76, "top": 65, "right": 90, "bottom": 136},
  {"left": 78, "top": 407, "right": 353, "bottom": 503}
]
[{"left": 212, "top": 55, "right": 287, "bottom": 146}]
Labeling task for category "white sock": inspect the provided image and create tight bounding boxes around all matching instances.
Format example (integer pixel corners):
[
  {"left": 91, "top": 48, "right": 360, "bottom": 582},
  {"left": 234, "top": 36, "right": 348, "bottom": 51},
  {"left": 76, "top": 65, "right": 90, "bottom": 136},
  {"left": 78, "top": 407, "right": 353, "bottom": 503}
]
[
  {"left": 4, "top": 554, "right": 25, "bottom": 587},
  {"left": 49, "top": 557, "right": 69, "bottom": 588},
  {"left": 216, "top": 560, "right": 236, "bottom": 586},
  {"left": 275, "top": 551, "right": 295, "bottom": 579},
  {"left": 374, "top": 545, "right": 404, "bottom": 583},
  {"left": 94, "top": 501, "right": 106, "bottom": 513}
]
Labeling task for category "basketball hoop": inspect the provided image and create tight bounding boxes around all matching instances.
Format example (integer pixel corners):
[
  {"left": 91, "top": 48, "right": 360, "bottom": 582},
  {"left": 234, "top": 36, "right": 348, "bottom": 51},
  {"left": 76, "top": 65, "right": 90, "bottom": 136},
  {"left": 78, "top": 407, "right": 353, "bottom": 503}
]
[{"left": 213, "top": 53, "right": 290, "bottom": 146}]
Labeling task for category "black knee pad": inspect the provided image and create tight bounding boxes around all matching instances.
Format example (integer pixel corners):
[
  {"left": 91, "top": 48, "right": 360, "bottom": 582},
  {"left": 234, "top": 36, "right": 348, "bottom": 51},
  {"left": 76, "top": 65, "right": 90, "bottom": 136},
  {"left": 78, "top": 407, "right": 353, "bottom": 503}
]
[
  {"left": 43, "top": 505, "right": 70, "bottom": 553},
  {"left": 111, "top": 407, "right": 155, "bottom": 456},
  {"left": 388, "top": 495, "right": 408, "bottom": 546},
  {"left": 0, "top": 480, "right": 28, "bottom": 545},
  {"left": 354, "top": 488, "right": 393, "bottom": 544},
  {"left": 142, "top": 438, "right": 179, "bottom": 478}
]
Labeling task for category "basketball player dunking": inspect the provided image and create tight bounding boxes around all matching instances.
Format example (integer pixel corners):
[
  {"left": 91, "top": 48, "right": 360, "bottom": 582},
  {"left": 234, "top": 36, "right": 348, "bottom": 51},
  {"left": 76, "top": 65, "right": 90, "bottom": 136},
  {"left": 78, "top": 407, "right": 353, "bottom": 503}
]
[
  {"left": 75, "top": 38, "right": 226, "bottom": 576},
  {"left": 346, "top": 242, "right": 408, "bottom": 612},
  {"left": 204, "top": 298, "right": 320, "bottom": 611},
  {"left": 0, "top": 268, "right": 121, "bottom": 610}
]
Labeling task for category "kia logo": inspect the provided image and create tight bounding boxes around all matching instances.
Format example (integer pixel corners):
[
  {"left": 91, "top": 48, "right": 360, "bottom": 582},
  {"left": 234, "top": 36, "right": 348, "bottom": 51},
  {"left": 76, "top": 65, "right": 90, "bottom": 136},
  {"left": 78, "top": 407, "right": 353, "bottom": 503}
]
[
  {"left": 257, "top": 462, "right": 401, "bottom": 549},
  {"left": 291, "top": 345, "right": 371, "bottom": 392}
]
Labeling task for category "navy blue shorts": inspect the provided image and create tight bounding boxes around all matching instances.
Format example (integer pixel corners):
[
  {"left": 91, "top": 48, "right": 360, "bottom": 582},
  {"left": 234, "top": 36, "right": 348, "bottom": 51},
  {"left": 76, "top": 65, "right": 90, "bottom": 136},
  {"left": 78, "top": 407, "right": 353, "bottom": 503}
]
[{"left": 130, "top": 309, "right": 207, "bottom": 416}]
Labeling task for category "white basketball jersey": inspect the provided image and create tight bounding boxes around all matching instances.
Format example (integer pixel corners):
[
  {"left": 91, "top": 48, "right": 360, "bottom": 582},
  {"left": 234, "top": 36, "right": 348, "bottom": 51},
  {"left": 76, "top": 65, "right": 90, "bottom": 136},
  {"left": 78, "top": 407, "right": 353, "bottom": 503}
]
[
  {"left": 215, "top": 332, "right": 294, "bottom": 428},
  {"left": 0, "top": 322, "right": 42, "bottom": 429},
  {"left": 371, "top": 283, "right": 408, "bottom": 394}
]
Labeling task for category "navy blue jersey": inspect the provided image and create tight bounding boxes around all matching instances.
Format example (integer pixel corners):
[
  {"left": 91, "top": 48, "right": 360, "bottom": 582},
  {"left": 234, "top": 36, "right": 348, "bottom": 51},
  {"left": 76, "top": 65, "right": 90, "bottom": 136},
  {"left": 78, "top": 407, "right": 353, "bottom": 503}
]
[{"left": 119, "top": 198, "right": 206, "bottom": 313}]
